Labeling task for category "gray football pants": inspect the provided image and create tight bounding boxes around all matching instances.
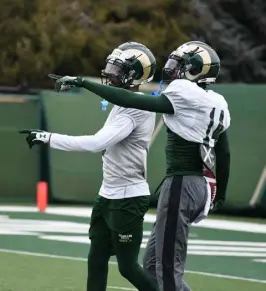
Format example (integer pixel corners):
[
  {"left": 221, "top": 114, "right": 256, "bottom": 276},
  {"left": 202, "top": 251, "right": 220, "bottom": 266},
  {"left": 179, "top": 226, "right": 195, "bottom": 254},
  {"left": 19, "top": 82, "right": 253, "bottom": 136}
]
[{"left": 143, "top": 176, "right": 208, "bottom": 291}]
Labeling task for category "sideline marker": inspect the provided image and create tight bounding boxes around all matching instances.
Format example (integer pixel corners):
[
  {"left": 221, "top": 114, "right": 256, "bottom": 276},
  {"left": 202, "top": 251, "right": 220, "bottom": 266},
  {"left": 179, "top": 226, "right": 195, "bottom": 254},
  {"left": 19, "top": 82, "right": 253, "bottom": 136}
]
[{"left": 37, "top": 181, "right": 48, "bottom": 212}]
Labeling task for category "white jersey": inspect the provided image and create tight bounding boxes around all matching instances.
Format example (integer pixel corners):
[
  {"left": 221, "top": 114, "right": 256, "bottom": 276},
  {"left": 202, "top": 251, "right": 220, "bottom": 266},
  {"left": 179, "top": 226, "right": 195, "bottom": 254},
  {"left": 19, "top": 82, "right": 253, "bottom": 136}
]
[
  {"left": 99, "top": 106, "right": 156, "bottom": 198},
  {"left": 162, "top": 79, "right": 230, "bottom": 147}
]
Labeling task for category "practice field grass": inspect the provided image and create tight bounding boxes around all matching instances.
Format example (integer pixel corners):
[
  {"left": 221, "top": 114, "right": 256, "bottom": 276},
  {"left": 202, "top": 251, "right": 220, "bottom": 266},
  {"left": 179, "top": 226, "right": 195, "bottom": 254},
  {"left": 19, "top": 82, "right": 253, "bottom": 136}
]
[
  {"left": 0, "top": 206, "right": 265, "bottom": 291},
  {"left": 1, "top": 252, "right": 265, "bottom": 291}
]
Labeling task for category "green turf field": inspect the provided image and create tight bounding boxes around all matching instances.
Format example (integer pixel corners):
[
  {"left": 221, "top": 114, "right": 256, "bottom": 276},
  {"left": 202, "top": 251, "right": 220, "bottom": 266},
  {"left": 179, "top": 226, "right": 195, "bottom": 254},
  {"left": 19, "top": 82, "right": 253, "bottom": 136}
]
[{"left": 0, "top": 206, "right": 265, "bottom": 291}]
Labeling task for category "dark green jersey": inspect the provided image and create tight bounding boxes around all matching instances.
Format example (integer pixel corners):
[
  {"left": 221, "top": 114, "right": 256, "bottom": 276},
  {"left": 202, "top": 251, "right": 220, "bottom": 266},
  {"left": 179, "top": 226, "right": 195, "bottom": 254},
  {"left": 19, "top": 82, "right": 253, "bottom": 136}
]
[{"left": 165, "top": 128, "right": 203, "bottom": 176}]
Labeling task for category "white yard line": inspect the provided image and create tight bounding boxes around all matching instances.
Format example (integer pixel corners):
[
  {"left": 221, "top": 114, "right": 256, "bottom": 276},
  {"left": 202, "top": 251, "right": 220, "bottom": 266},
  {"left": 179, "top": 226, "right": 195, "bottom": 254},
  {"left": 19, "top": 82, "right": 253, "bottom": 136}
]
[
  {"left": 107, "top": 287, "right": 136, "bottom": 291},
  {"left": 0, "top": 248, "right": 265, "bottom": 284},
  {"left": 0, "top": 248, "right": 87, "bottom": 262},
  {"left": 185, "top": 270, "right": 266, "bottom": 284},
  {"left": 1, "top": 205, "right": 266, "bottom": 233},
  {"left": 253, "top": 259, "right": 266, "bottom": 263}
]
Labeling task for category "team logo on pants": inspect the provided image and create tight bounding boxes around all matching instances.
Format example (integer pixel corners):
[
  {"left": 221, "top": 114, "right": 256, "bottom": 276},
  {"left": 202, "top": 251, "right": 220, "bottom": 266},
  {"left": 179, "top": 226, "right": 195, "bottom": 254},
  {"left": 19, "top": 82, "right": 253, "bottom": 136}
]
[{"left": 118, "top": 234, "right": 133, "bottom": 243}]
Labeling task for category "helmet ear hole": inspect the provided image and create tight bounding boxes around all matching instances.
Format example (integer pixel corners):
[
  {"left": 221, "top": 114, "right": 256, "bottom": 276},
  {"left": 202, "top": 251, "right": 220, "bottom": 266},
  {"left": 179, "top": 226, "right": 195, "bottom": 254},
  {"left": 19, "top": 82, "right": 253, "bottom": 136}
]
[{"left": 189, "top": 65, "right": 202, "bottom": 76}]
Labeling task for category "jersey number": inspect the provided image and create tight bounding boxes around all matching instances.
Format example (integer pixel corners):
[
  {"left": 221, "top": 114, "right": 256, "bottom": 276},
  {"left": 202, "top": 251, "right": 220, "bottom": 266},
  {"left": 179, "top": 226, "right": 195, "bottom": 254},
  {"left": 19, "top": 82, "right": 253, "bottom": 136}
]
[{"left": 203, "top": 108, "right": 224, "bottom": 146}]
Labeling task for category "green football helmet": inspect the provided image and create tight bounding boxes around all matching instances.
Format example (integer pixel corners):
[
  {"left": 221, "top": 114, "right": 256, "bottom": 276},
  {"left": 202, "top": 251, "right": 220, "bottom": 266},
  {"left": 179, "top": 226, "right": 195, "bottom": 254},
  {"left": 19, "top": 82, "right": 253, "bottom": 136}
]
[
  {"left": 101, "top": 41, "right": 156, "bottom": 88},
  {"left": 162, "top": 41, "right": 220, "bottom": 85}
]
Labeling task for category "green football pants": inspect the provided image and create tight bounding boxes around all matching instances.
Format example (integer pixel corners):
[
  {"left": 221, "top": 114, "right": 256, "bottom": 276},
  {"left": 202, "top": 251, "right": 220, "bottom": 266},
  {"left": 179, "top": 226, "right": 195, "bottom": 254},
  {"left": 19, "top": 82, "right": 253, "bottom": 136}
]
[{"left": 86, "top": 195, "right": 158, "bottom": 291}]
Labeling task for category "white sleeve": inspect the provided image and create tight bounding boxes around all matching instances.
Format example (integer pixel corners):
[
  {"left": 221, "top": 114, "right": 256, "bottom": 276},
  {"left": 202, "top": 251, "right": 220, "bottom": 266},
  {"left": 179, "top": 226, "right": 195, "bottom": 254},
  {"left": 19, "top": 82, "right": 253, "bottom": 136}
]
[
  {"left": 49, "top": 114, "right": 135, "bottom": 153},
  {"left": 162, "top": 79, "right": 197, "bottom": 115}
]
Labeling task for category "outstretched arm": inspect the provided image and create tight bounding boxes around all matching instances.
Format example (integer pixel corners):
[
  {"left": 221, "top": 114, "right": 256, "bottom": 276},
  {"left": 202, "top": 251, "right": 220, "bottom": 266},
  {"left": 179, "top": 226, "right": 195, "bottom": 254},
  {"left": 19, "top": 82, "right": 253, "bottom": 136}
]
[
  {"left": 50, "top": 114, "right": 135, "bottom": 152},
  {"left": 49, "top": 74, "right": 174, "bottom": 114},
  {"left": 81, "top": 79, "right": 174, "bottom": 114}
]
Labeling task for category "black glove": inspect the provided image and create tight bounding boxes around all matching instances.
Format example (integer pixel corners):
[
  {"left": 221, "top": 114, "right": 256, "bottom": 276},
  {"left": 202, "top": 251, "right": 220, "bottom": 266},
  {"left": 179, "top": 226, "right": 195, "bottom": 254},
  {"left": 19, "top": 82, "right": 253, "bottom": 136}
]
[
  {"left": 48, "top": 74, "right": 83, "bottom": 92},
  {"left": 210, "top": 198, "right": 224, "bottom": 212},
  {"left": 19, "top": 129, "right": 51, "bottom": 149}
]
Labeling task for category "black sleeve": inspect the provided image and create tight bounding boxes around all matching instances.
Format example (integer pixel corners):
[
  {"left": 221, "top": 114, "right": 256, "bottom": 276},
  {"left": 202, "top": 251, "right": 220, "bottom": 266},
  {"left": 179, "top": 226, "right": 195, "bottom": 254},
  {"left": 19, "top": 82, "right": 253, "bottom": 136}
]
[
  {"left": 81, "top": 79, "right": 174, "bottom": 114},
  {"left": 214, "top": 130, "right": 231, "bottom": 202}
]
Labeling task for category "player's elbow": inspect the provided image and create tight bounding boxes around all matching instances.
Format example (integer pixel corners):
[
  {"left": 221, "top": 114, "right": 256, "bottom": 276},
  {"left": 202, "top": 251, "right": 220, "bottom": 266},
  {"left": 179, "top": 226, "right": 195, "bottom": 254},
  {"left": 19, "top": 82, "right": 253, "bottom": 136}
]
[
  {"left": 225, "top": 149, "right": 230, "bottom": 162},
  {"left": 81, "top": 136, "right": 107, "bottom": 153},
  {"left": 215, "top": 144, "right": 230, "bottom": 162},
  {"left": 88, "top": 142, "right": 107, "bottom": 153},
  {"left": 222, "top": 150, "right": 230, "bottom": 161},
  {"left": 89, "top": 147, "right": 104, "bottom": 153},
  {"left": 216, "top": 150, "right": 230, "bottom": 173}
]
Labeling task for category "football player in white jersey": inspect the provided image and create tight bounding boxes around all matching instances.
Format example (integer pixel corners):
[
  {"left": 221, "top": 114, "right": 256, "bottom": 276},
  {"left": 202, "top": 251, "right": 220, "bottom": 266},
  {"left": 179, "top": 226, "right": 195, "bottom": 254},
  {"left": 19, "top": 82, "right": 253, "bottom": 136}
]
[
  {"left": 19, "top": 42, "right": 159, "bottom": 291},
  {"left": 47, "top": 40, "right": 231, "bottom": 291}
]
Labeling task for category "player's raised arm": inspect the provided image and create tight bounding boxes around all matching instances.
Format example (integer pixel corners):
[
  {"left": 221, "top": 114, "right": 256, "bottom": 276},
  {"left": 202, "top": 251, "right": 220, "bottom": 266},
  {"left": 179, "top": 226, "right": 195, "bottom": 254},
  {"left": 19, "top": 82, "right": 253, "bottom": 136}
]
[
  {"left": 19, "top": 114, "right": 135, "bottom": 152},
  {"left": 83, "top": 78, "right": 174, "bottom": 114},
  {"left": 48, "top": 75, "right": 174, "bottom": 114}
]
